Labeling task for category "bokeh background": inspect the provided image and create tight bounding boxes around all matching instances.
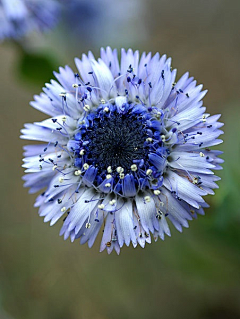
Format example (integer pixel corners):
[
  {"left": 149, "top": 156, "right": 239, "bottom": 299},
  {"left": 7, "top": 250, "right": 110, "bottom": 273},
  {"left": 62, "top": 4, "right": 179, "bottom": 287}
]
[{"left": 1, "top": 0, "right": 240, "bottom": 318}]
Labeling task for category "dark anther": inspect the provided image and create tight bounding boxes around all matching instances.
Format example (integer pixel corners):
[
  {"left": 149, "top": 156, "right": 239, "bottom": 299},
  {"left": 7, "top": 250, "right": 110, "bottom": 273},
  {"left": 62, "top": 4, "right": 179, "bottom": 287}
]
[
  {"left": 125, "top": 89, "right": 128, "bottom": 95},
  {"left": 186, "top": 93, "right": 189, "bottom": 98},
  {"left": 54, "top": 141, "right": 58, "bottom": 147},
  {"left": 54, "top": 185, "right": 59, "bottom": 188},
  {"left": 44, "top": 147, "right": 47, "bottom": 152},
  {"left": 75, "top": 73, "right": 80, "bottom": 78},
  {"left": 127, "top": 64, "right": 133, "bottom": 73},
  {"left": 207, "top": 125, "right": 212, "bottom": 128},
  {"left": 161, "top": 70, "right": 165, "bottom": 79},
  {"left": 148, "top": 82, "right": 152, "bottom": 88},
  {"left": 197, "top": 132, "right": 202, "bottom": 135},
  {"left": 52, "top": 119, "right": 57, "bottom": 123},
  {"left": 172, "top": 128, "right": 177, "bottom": 133},
  {"left": 179, "top": 89, "right": 183, "bottom": 93},
  {"left": 127, "top": 76, "right": 131, "bottom": 82},
  {"left": 206, "top": 156, "right": 209, "bottom": 160},
  {"left": 58, "top": 199, "right": 62, "bottom": 204},
  {"left": 138, "top": 79, "right": 142, "bottom": 85},
  {"left": 88, "top": 71, "right": 93, "bottom": 74},
  {"left": 56, "top": 127, "right": 62, "bottom": 131},
  {"left": 87, "top": 87, "right": 92, "bottom": 92}
]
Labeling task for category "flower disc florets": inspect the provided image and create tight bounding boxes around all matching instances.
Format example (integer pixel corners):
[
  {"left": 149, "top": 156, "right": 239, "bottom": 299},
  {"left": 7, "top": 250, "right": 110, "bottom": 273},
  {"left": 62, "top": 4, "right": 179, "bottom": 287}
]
[
  {"left": 69, "top": 102, "right": 168, "bottom": 197},
  {"left": 21, "top": 47, "right": 223, "bottom": 254}
]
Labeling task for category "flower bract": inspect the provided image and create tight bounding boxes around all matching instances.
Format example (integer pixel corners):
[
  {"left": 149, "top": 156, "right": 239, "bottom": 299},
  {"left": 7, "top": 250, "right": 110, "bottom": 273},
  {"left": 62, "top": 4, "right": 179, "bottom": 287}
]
[{"left": 21, "top": 47, "right": 223, "bottom": 254}]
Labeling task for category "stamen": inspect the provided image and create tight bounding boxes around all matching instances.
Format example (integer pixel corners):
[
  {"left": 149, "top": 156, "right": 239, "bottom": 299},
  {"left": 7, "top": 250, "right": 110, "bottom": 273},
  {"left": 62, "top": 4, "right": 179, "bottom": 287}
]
[
  {"left": 131, "top": 164, "right": 137, "bottom": 172},
  {"left": 107, "top": 166, "right": 112, "bottom": 173},
  {"left": 144, "top": 196, "right": 151, "bottom": 203},
  {"left": 59, "top": 177, "right": 64, "bottom": 183},
  {"left": 83, "top": 163, "right": 89, "bottom": 170},
  {"left": 80, "top": 149, "right": 85, "bottom": 155},
  {"left": 74, "top": 170, "right": 82, "bottom": 176},
  {"left": 146, "top": 169, "right": 152, "bottom": 176},
  {"left": 116, "top": 167, "right": 124, "bottom": 173},
  {"left": 109, "top": 199, "right": 116, "bottom": 206},
  {"left": 83, "top": 104, "right": 90, "bottom": 112}
]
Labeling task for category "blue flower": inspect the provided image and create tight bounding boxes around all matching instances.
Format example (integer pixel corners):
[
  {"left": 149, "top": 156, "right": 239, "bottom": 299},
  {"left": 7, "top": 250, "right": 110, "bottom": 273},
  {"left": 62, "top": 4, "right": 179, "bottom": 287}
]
[
  {"left": 0, "top": 0, "right": 60, "bottom": 41},
  {"left": 21, "top": 47, "right": 223, "bottom": 254}
]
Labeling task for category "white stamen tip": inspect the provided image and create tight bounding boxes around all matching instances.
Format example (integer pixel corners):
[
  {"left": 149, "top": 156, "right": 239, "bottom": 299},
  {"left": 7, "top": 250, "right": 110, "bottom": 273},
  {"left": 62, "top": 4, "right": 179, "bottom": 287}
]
[
  {"left": 106, "top": 174, "right": 112, "bottom": 180},
  {"left": 85, "top": 222, "right": 91, "bottom": 229},
  {"left": 61, "top": 207, "right": 66, "bottom": 212},
  {"left": 83, "top": 104, "right": 90, "bottom": 112},
  {"left": 119, "top": 173, "right": 125, "bottom": 179},
  {"left": 107, "top": 166, "right": 112, "bottom": 173},
  {"left": 193, "top": 177, "right": 198, "bottom": 184},
  {"left": 146, "top": 137, "right": 152, "bottom": 142},
  {"left": 153, "top": 190, "right": 161, "bottom": 195},
  {"left": 144, "top": 196, "right": 151, "bottom": 203},
  {"left": 156, "top": 111, "right": 161, "bottom": 119},
  {"left": 131, "top": 164, "right": 137, "bottom": 172},
  {"left": 83, "top": 163, "right": 89, "bottom": 170},
  {"left": 103, "top": 107, "right": 109, "bottom": 112},
  {"left": 161, "top": 135, "right": 166, "bottom": 142},
  {"left": 105, "top": 183, "right": 111, "bottom": 187},
  {"left": 146, "top": 169, "right": 152, "bottom": 176},
  {"left": 52, "top": 165, "right": 58, "bottom": 171},
  {"left": 74, "top": 170, "right": 82, "bottom": 176},
  {"left": 98, "top": 204, "right": 105, "bottom": 209},
  {"left": 109, "top": 199, "right": 116, "bottom": 206},
  {"left": 101, "top": 99, "right": 106, "bottom": 104},
  {"left": 59, "top": 92, "right": 66, "bottom": 97},
  {"left": 72, "top": 83, "right": 78, "bottom": 88},
  {"left": 199, "top": 152, "right": 205, "bottom": 157},
  {"left": 59, "top": 176, "right": 64, "bottom": 183},
  {"left": 80, "top": 149, "right": 85, "bottom": 156},
  {"left": 62, "top": 116, "right": 67, "bottom": 122},
  {"left": 116, "top": 166, "right": 124, "bottom": 173}
]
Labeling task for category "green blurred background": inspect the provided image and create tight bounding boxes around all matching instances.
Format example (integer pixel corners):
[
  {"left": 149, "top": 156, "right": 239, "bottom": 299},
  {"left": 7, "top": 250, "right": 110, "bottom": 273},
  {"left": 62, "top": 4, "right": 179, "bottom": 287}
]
[{"left": 0, "top": 0, "right": 240, "bottom": 318}]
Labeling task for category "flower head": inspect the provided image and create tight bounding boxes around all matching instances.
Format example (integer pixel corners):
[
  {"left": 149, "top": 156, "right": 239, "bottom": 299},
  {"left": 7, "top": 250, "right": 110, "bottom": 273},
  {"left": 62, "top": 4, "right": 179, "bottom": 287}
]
[
  {"left": 21, "top": 47, "right": 223, "bottom": 254},
  {"left": 0, "top": 0, "right": 60, "bottom": 41}
]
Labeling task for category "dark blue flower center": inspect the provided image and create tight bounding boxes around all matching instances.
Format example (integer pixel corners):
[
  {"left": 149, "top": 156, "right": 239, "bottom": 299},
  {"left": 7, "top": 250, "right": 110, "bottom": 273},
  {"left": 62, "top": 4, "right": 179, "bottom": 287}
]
[
  {"left": 69, "top": 102, "right": 168, "bottom": 196},
  {"left": 85, "top": 110, "right": 147, "bottom": 172}
]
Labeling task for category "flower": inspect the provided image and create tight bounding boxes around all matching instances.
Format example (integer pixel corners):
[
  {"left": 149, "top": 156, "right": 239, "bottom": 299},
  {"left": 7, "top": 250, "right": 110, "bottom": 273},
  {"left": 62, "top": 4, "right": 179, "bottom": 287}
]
[
  {"left": 0, "top": 0, "right": 60, "bottom": 41},
  {"left": 21, "top": 47, "right": 223, "bottom": 254}
]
